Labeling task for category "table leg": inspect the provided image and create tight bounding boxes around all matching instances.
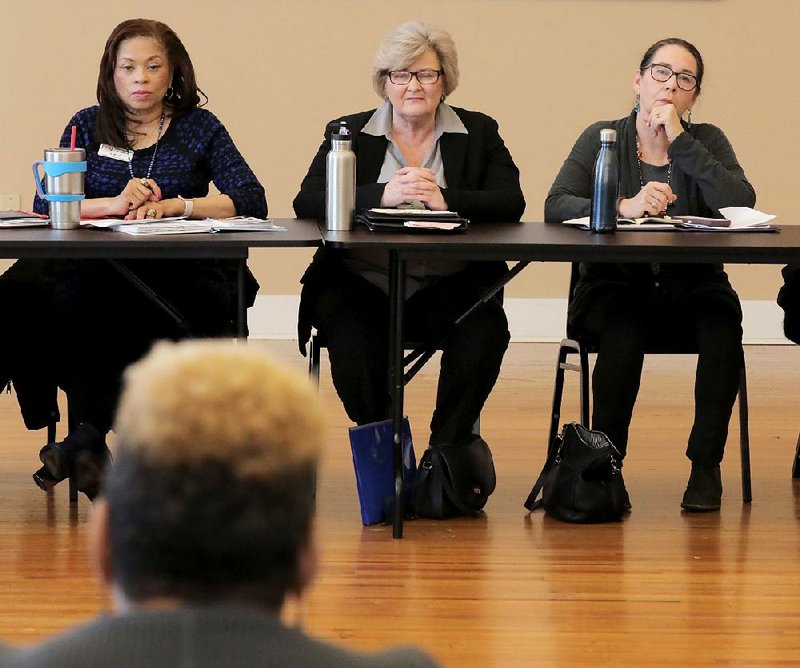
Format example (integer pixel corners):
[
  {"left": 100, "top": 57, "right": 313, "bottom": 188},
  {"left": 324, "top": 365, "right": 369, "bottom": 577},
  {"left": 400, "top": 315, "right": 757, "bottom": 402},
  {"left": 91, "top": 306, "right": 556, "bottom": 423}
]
[
  {"left": 389, "top": 250, "right": 406, "bottom": 539},
  {"left": 237, "top": 258, "right": 247, "bottom": 340}
]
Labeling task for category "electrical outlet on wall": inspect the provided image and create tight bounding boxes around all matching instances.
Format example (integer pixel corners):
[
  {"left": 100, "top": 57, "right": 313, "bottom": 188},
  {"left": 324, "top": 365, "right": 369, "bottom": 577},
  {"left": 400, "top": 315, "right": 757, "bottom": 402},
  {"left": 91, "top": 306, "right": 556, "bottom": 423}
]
[{"left": 0, "top": 194, "right": 21, "bottom": 210}]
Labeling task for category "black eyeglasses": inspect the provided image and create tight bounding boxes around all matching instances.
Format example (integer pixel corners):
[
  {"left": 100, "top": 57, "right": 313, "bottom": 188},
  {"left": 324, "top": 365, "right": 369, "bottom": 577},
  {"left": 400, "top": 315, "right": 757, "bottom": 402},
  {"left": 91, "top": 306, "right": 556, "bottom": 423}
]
[
  {"left": 645, "top": 64, "right": 698, "bottom": 92},
  {"left": 386, "top": 69, "right": 443, "bottom": 85}
]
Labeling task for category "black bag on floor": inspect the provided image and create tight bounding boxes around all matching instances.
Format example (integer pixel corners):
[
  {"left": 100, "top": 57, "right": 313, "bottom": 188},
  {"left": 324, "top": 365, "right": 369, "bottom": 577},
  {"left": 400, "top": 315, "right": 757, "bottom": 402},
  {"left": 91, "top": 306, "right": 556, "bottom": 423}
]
[
  {"left": 524, "top": 422, "right": 626, "bottom": 523},
  {"left": 412, "top": 437, "right": 496, "bottom": 519}
]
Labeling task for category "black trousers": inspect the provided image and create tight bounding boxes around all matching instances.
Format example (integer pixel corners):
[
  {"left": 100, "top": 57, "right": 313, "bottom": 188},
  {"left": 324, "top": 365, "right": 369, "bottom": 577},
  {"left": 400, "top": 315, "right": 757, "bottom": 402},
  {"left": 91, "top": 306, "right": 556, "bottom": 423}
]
[
  {"left": 312, "top": 267, "right": 510, "bottom": 446},
  {"left": 778, "top": 263, "right": 800, "bottom": 343},
  {"left": 577, "top": 287, "right": 743, "bottom": 466},
  {"left": 50, "top": 259, "right": 237, "bottom": 433}
]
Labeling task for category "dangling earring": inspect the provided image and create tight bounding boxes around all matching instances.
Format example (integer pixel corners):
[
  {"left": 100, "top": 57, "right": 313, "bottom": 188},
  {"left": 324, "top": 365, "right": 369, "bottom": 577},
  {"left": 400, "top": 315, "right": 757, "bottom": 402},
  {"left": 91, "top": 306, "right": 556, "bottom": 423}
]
[
  {"left": 634, "top": 94, "right": 640, "bottom": 113},
  {"left": 686, "top": 109, "right": 693, "bottom": 128},
  {"left": 440, "top": 94, "right": 446, "bottom": 103},
  {"left": 165, "top": 86, "right": 174, "bottom": 102}
]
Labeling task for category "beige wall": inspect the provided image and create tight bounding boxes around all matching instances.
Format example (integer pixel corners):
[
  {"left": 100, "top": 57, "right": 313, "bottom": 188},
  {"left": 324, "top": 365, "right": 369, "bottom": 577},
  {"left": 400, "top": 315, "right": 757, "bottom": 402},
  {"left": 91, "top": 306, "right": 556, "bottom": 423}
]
[{"left": 2, "top": 0, "right": 797, "bottom": 299}]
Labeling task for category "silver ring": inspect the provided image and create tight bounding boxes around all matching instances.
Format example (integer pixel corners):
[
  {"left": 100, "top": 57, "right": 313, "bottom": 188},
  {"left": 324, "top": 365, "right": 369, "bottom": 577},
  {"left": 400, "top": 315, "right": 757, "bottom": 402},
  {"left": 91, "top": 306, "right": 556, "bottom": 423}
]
[
  {"left": 145, "top": 208, "right": 157, "bottom": 218},
  {"left": 140, "top": 178, "right": 148, "bottom": 187}
]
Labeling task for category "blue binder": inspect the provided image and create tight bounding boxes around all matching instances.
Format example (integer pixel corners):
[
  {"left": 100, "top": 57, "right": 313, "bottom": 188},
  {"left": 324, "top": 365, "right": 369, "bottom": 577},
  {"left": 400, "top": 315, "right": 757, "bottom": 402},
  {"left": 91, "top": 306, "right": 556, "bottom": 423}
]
[{"left": 348, "top": 417, "right": 416, "bottom": 525}]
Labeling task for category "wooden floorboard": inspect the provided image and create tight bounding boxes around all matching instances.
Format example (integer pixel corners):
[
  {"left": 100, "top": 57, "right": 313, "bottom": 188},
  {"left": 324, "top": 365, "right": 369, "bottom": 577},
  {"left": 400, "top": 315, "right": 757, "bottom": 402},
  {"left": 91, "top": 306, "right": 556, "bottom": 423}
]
[{"left": 1, "top": 342, "right": 799, "bottom": 666}]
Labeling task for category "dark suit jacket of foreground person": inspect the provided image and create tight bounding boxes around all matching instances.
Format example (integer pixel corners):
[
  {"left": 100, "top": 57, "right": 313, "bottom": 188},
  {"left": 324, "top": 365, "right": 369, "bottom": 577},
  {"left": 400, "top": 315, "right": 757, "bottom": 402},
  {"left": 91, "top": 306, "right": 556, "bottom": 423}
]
[{"left": 5, "top": 606, "right": 436, "bottom": 668}]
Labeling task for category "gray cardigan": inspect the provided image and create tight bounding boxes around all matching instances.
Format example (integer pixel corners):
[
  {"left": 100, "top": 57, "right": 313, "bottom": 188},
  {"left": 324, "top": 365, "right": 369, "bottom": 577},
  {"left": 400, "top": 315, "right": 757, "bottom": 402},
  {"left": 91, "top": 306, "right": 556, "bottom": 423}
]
[{"left": 544, "top": 111, "right": 756, "bottom": 324}]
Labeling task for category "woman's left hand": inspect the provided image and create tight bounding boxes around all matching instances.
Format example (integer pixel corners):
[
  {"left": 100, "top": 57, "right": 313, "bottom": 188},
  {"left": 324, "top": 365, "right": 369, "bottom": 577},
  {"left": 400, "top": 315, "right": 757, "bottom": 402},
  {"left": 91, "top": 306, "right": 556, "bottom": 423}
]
[
  {"left": 645, "top": 103, "right": 685, "bottom": 143},
  {"left": 416, "top": 175, "right": 447, "bottom": 211},
  {"left": 384, "top": 167, "right": 447, "bottom": 211},
  {"left": 127, "top": 198, "right": 184, "bottom": 220}
]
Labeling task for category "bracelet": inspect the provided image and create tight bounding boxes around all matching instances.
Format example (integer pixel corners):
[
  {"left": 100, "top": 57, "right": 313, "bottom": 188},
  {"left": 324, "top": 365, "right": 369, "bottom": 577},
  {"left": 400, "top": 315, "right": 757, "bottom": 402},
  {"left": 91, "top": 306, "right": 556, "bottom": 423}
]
[{"left": 177, "top": 195, "right": 194, "bottom": 219}]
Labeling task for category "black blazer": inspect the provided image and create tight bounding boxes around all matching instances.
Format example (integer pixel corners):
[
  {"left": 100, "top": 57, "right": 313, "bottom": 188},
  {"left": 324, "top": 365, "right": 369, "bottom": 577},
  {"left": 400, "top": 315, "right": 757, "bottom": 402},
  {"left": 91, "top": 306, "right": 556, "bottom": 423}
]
[
  {"left": 292, "top": 105, "right": 525, "bottom": 353},
  {"left": 293, "top": 105, "right": 525, "bottom": 223}
]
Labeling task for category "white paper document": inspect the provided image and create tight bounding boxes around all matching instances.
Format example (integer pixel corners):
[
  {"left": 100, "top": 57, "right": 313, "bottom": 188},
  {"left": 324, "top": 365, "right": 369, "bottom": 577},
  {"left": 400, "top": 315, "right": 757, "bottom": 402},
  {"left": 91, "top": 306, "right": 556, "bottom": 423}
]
[
  {"left": 0, "top": 210, "right": 50, "bottom": 228},
  {"left": 369, "top": 208, "right": 461, "bottom": 217},
  {"left": 114, "top": 221, "right": 214, "bottom": 235},
  {"left": 83, "top": 217, "right": 286, "bottom": 234},
  {"left": 563, "top": 207, "right": 777, "bottom": 232},
  {"left": 0, "top": 218, "right": 50, "bottom": 228}
]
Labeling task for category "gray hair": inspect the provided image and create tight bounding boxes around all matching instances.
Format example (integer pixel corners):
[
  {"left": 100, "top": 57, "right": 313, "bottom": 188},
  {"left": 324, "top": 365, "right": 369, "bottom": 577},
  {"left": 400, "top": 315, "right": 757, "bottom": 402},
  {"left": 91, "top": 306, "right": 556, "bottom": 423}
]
[{"left": 372, "top": 22, "right": 459, "bottom": 99}]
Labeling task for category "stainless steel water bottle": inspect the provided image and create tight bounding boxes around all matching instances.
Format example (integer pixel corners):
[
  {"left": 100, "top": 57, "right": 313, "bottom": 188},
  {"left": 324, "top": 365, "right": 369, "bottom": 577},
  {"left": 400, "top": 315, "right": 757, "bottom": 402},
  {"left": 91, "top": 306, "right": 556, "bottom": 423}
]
[
  {"left": 325, "top": 121, "right": 356, "bottom": 231},
  {"left": 590, "top": 128, "right": 618, "bottom": 234}
]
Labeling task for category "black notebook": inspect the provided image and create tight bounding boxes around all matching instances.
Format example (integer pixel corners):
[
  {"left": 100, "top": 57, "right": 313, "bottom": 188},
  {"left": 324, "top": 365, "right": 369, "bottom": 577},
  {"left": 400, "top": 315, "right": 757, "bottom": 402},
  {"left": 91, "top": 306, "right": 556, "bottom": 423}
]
[{"left": 356, "top": 208, "right": 469, "bottom": 232}]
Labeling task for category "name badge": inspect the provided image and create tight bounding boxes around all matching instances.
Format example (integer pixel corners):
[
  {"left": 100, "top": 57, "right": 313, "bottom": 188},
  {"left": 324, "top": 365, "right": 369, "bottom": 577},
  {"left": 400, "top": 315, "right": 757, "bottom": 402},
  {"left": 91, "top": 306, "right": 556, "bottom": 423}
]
[{"left": 99, "top": 144, "right": 134, "bottom": 162}]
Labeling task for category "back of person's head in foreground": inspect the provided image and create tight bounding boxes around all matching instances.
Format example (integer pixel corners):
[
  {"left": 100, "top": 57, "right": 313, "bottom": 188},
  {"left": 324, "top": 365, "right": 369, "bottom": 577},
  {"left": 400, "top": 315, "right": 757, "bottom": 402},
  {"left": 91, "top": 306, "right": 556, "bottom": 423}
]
[{"left": 95, "top": 340, "right": 324, "bottom": 614}]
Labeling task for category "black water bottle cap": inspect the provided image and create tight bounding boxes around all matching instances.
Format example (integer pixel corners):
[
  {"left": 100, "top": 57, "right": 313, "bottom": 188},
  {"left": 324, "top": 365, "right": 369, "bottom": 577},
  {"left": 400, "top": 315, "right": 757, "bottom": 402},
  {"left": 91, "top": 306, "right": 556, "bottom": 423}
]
[{"left": 331, "top": 121, "right": 351, "bottom": 140}]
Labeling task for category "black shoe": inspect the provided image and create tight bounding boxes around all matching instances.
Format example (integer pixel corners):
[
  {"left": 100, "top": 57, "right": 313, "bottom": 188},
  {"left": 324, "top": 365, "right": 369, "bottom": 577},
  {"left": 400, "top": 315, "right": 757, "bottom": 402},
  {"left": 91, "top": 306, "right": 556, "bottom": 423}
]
[
  {"left": 681, "top": 463, "right": 722, "bottom": 512},
  {"left": 73, "top": 448, "right": 111, "bottom": 501},
  {"left": 37, "top": 423, "right": 107, "bottom": 486},
  {"left": 32, "top": 466, "right": 60, "bottom": 492}
]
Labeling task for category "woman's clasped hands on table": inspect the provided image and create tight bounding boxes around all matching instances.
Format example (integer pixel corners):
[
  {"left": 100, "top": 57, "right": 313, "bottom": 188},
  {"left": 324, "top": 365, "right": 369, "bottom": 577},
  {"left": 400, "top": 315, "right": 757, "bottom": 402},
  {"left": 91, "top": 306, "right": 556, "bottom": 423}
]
[
  {"left": 381, "top": 166, "right": 447, "bottom": 210},
  {"left": 97, "top": 176, "right": 161, "bottom": 218},
  {"left": 105, "top": 177, "right": 192, "bottom": 220}
]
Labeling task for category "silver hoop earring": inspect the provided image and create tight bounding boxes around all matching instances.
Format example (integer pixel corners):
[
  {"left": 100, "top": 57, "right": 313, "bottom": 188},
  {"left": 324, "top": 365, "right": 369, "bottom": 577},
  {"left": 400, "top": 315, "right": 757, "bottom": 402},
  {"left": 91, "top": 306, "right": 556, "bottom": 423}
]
[{"left": 686, "top": 109, "right": 693, "bottom": 128}]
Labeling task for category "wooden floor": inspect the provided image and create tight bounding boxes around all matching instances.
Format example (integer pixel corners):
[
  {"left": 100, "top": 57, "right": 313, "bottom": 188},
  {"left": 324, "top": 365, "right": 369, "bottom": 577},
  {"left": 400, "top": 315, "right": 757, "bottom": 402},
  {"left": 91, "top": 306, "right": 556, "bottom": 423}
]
[{"left": 1, "top": 342, "right": 799, "bottom": 666}]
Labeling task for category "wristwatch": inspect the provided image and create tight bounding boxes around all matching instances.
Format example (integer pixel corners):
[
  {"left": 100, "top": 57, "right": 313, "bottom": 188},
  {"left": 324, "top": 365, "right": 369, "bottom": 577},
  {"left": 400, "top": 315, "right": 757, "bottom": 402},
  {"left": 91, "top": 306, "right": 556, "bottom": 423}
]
[{"left": 178, "top": 195, "right": 194, "bottom": 219}]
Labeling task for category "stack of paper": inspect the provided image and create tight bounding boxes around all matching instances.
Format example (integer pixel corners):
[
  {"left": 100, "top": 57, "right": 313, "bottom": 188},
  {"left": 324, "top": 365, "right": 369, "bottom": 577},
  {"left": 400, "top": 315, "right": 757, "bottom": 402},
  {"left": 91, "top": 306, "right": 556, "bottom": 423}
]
[
  {"left": 82, "top": 216, "right": 287, "bottom": 234},
  {"left": 562, "top": 207, "right": 776, "bottom": 232},
  {"left": 0, "top": 211, "right": 49, "bottom": 228}
]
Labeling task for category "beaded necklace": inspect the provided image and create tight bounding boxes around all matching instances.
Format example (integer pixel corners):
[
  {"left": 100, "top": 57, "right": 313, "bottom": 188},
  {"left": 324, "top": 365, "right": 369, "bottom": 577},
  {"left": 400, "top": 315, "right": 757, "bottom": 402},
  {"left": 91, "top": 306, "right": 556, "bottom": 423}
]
[
  {"left": 635, "top": 135, "right": 672, "bottom": 216},
  {"left": 127, "top": 109, "right": 166, "bottom": 181}
]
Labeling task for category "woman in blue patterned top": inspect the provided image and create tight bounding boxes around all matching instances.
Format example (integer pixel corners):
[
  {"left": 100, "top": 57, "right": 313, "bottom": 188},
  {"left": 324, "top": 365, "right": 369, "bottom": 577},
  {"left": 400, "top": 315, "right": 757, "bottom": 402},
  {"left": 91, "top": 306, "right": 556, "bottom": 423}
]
[{"left": 3, "top": 18, "right": 266, "bottom": 498}]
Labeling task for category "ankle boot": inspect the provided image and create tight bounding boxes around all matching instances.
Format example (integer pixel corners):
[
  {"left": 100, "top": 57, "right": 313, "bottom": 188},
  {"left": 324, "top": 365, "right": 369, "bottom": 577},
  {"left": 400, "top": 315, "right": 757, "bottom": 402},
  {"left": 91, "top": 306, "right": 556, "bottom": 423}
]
[
  {"left": 73, "top": 447, "right": 112, "bottom": 501},
  {"left": 32, "top": 466, "right": 60, "bottom": 492},
  {"left": 37, "top": 423, "right": 107, "bottom": 484},
  {"left": 681, "top": 462, "right": 722, "bottom": 512}
]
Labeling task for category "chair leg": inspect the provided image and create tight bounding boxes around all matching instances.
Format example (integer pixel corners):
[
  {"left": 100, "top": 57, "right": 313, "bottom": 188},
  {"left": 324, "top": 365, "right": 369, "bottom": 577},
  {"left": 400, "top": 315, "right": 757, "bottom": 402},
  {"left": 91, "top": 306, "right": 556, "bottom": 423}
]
[
  {"left": 548, "top": 339, "right": 584, "bottom": 444},
  {"left": 43, "top": 408, "right": 79, "bottom": 503},
  {"left": 548, "top": 342, "right": 570, "bottom": 449},
  {"left": 46, "top": 414, "right": 57, "bottom": 444},
  {"left": 579, "top": 346, "right": 590, "bottom": 427},
  {"left": 737, "top": 361, "right": 752, "bottom": 503},
  {"left": 309, "top": 332, "right": 320, "bottom": 388},
  {"left": 66, "top": 406, "right": 79, "bottom": 504},
  {"left": 68, "top": 476, "right": 78, "bottom": 503},
  {"left": 792, "top": 433, "right": 800, "bottom": 479}
]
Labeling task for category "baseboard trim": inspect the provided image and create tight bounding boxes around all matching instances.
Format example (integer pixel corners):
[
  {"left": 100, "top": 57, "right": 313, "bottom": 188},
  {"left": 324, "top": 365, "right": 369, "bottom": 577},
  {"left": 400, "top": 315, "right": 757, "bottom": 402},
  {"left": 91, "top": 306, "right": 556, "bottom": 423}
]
[{"left": 248, "top": 295, "right": 791, "bottom": 344}]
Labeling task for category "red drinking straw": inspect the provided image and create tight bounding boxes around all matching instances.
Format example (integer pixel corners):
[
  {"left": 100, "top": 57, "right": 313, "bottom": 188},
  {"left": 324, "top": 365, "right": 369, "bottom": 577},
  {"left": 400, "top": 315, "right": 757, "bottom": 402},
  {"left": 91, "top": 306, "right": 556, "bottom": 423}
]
[{"left": 69, "top": 125, "right": 77, "bottom": 151}]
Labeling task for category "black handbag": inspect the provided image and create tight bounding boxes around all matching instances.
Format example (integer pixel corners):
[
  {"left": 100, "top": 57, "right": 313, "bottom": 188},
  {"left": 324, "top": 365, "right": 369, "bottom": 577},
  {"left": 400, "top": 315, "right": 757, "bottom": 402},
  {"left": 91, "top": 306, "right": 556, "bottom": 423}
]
[
  {"left": 412, "top": 437, "right": 496, "bottom": 519},
  {"left": 524, "top": 422, "right": 626, "bottom": 523}
]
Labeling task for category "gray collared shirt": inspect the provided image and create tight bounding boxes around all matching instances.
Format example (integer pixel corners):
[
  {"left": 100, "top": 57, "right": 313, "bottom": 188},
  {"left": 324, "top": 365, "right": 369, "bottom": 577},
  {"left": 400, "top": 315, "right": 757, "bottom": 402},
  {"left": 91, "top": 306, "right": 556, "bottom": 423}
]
[
  {"left": 344, "top": 101, "right": 469, "bottom": 295},
  {"left": 362, "top": 100, "right": 467, "bottom": 198}
]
